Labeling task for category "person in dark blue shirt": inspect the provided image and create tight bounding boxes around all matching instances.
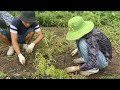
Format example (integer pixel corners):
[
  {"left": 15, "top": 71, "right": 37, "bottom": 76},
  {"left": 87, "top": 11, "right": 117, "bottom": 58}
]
[{"left": 0, "top": 11, "right": 44, "bottom": 65}]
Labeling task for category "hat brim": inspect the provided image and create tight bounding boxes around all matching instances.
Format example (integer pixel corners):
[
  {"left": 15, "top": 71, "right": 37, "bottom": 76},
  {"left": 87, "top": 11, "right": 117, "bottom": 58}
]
[
  {"left": 66, "top": 21, "right": 94, "bottom": 40},
  {"left": 19, "top": 16, "right": 36, "bottom": 23}
]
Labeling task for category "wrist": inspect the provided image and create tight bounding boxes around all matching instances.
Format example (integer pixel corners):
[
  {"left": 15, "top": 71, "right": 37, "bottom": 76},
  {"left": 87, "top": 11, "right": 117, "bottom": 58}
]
[
  {"left": 18, "top": 53, "right": 23, "bottom": 57},
  {"left": 31, "top": 42, "right": 35, "bottom": 46}
]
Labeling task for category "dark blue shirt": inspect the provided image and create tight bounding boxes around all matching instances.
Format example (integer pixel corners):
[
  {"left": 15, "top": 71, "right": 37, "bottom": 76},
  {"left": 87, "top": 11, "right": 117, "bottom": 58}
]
[{"left": 10, "top": 18, "right": 40, "bottom": 35}]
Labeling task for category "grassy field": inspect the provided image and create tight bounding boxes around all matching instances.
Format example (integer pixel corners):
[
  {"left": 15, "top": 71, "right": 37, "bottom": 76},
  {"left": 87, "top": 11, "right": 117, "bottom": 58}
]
[{"left": 0, "top": 11, "right": 120, "bottom": 79}]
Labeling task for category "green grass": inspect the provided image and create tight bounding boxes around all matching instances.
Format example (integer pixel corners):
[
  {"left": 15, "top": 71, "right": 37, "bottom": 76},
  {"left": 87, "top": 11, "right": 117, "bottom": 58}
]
[
  {"left": 34, "top": 51, "right": 70, "bottom": 79},
  {"left": 0, "top": 71, "right": 7, "bottom": 79},
  {"left": 8, "top": 11, "right": 120, "bottom": 79},
  {"left": 10, "top": 11, "right": 120, "bottom": 27}
]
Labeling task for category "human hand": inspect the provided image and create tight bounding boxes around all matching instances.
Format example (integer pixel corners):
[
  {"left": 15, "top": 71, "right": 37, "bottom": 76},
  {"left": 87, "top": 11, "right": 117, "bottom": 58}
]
[
  {"left": 18, "top": 54, "right": 25, "bottom": 65},
  {"left": 26, "top": 43, "right": 35, "bottom": 53},
  {"left": 71, "top": 49, "right": 78, "bottom": 56}
]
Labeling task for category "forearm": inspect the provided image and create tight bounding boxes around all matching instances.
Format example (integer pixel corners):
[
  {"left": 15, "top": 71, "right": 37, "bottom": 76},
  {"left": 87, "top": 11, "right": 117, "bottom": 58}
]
[
  {"left": 33, "top": 34, "right": 44, "bottom": 45},
  {"left": 12, "top": 41, "right": 21, "bottom": 55}
]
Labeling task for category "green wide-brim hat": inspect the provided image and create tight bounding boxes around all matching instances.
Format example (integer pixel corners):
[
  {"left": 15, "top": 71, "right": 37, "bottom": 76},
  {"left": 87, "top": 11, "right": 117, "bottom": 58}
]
[
  {"left": 19, "top": 11, "right": 36, "bottom": 23},
  {"left": 66, "top": 16, "right": 94, "bottom": 40}
]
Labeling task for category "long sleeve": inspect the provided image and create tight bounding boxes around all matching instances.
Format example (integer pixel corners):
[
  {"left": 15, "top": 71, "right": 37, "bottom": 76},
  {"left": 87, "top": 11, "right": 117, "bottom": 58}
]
[{"left": 80, "top": 36, "right": 99, "bottom": 71}]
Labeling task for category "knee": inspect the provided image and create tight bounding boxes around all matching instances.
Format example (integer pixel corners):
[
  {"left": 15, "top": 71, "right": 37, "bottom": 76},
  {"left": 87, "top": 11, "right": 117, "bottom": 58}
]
[
  {"left": 27, "top": 32, "right": 35, "bottom": 38},
  {"left": 26, "top": 32, "right": 35, "bottom": 40},
  {"left": 0, "top": 29, "right": 7, "bottom": 38},
  {"left": 28, "top": 32, "right": 35, "bottom": 36},
  {"left": 0, "top": 33, "right": 5, "bottom": 38}
]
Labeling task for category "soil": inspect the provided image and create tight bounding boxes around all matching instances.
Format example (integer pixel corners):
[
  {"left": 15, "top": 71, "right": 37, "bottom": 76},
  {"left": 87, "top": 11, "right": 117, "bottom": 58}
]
[
  {"left": 0, "top": 45, "right": 36, "bottom": 79},
  {"left": 0, "top": 27, "right": 119, "bottom": 79}
]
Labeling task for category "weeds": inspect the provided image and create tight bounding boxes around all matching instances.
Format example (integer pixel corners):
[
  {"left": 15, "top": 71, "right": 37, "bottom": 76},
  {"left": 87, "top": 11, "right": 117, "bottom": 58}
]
[
  {"left": 0, "top": 71, "right": 7, "bottom": 79},
  {"left": 35, "top": 52, "right": 70, "bottom": 79}
]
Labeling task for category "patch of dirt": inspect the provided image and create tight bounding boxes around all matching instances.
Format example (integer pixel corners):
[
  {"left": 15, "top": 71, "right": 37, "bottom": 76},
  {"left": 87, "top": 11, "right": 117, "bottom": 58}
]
[{"left": 0, "top": 45, "right": 36, "bottom": 79}]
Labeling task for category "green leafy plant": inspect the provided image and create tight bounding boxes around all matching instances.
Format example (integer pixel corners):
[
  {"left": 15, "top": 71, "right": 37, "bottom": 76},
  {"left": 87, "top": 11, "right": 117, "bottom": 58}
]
[{"left": 35, "top": 52, "right": 70, "bottom": 79}]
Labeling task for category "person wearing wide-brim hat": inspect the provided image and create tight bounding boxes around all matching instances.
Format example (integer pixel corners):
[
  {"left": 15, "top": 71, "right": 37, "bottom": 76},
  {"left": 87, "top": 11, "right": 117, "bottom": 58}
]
[
  {"left": 65, "top": 16, "right": 112, "bottom": 76},
  {"left": 0, "top": 11, "right": 44, "bottom": 65}
]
